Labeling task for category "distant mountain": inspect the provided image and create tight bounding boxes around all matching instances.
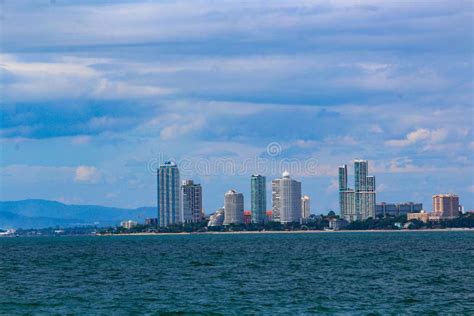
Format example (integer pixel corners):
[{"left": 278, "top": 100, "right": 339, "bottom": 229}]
[{"left": 0, "top": 199, "right": 155, "bottom": 229}]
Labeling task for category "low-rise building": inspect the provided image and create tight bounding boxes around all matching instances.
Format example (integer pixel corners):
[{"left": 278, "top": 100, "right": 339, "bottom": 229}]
[
  {"left": 208, "top": 208, "right": 225, "bottom": 227},
  {"left": 428, "top": 214, "right": 442, "bottom": 222},
  {"left": 407, "top": 210, "right": 430, "bottom": 223},
  {"left": 328, "top": 218, "right": 348, "bottom": 230},
  {"left": 376, "top": 202, "right": 423, "bottom": 217},
  {"left": 145, "top": 218, "right": 158, "bottom": 226},
  {"left": 121, "top": 220, "right": 138, "bottom": 229},
  {"left": 265, "top": 210, "right": 273, "bottom": 223},
  {"left": 243, "top": 211, "right": 252, "bottom": 224}
]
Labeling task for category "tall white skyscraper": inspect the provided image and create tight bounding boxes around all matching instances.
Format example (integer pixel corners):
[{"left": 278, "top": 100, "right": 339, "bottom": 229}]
[
  {"left": 223, "top": 189, "right": 244, "bottom": 225},
  {"left": 181, "top": 180, "right": 203, "bottom": 223},
  {"left": 157, "top": 161, "right": 181, "bottom": 227},
  {"left": 275, "top": 171, "right": 302, "bottom": 224},
  {"left": 301, "top": 195, "right": 311, "bottom": 219}
]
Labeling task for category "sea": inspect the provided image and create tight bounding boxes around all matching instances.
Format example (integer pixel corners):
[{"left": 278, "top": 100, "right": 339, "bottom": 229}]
[{"left": 1, "top": 231, "right": 473, "bottom": 315}]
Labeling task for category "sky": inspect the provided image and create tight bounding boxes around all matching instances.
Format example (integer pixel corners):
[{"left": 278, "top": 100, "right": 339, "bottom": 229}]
[{"left": 1, "top": 0, "right": 473, "bottom": 214}]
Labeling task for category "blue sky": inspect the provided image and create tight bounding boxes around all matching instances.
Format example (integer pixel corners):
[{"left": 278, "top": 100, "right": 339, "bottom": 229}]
[{"left": 1, "top": 0, "right": 473, "bottom": 214}]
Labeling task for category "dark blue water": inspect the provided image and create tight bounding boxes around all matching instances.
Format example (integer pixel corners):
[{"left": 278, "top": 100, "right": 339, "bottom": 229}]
[{"left": 1, "top": 232, "right": 473, "bottom": 314}]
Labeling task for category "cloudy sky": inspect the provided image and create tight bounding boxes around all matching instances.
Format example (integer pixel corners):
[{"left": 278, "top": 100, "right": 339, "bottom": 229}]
[{"left": 1, "top": 0, "right": 473, "bottom": 213}]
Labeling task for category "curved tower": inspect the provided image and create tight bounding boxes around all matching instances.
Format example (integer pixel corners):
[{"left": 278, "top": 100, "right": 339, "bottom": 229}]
[{"left": 223, "top": 189, "right": 244, "bottom": 225}]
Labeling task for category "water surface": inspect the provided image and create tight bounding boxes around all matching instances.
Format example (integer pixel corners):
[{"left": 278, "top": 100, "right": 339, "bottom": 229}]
[{"left": 1, "top": 232, "right": 473, "bottom": 314}]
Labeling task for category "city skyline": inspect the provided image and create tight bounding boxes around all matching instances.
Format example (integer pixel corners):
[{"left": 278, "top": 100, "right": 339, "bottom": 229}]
[
  {"left": 1, "top": 1, "right": 473, "bottom": 215},
  {"left": 0, "top": 1, "right": 472, "bottom": 315},
  {"left": 156, "top": 159, "right": 464, "bottom": 222}
]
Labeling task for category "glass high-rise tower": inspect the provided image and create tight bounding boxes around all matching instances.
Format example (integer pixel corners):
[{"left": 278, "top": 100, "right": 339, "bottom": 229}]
[
  {"left": 157, "top": 161, "right": 181, "bottom": 227},
  {"left": 250, "top": 174, "right": 266, "bottom": 224},
  {"left": 339, "top": 160, "right": 376, "bottom": 222},
  {"left": 354, "top": 160, "right": 368, "bottom": 219}
]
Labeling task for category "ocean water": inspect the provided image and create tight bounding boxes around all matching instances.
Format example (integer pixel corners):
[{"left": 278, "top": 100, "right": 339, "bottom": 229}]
[{"left": 1, "top": 232, "right": 473, "bottom": 315}]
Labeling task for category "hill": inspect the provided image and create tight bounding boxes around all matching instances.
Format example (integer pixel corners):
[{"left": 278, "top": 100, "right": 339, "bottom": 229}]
[{"left": 0, "top": 199, "right": 155, "bottom": 229}]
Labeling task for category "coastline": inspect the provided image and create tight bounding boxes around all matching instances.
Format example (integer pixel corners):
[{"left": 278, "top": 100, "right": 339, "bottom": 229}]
[{"left": 98, "top": 228, "right": 474, "bottom": 236}]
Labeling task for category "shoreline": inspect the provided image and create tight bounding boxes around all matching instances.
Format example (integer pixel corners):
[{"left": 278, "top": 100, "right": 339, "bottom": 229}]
[{"left": 98, "top": 228, "right": 474, "bottom": 236}]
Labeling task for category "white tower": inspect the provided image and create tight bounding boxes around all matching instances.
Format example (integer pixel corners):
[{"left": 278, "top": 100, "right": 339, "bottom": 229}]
[
  {"left": 279, "top": 171, "right": 302, "bottom": 224},
  {"left": 223, "top": 189, "right": 244, "bottom": 225}
]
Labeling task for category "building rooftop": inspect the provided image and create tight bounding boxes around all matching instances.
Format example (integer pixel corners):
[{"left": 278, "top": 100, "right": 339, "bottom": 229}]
[
  {"left": 161, "top": 161, "right": 177, "bottom": 167},
  {"left": 432, "top": 194, "right": 459, "bottom": 198},
  {"left": 225, "top": 189, "right": 238, "bottom": 195}
]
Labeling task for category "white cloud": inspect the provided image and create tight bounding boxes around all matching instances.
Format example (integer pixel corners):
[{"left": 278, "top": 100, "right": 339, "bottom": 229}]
[
  {"left": 377, "top": 183, "right": 387, "bottom": 192},
  {"left": 369, "top": 125, "right": 383, "bottom": 134},
  {"left": 386, "top": 128, "right": 448, "bottom": 147},
  {"left": 371, "top": 157, "right": 458, "bottom": 174},
  {"left": 0, "top": 55, "right": 173, "bottom": 101},
  {"left": 294, "top": 140, "right": 318, "bottom": 148},
  {"left": 74, "top": 166, "right": 102, "bottom": 183},
  {"left": 93, "top": 79, "right": 172, "bottom": 99},
  {"left": 159, "top": 116, "right": 206, "bottom": 141},
  {"left": 71, "top": 136, "right": 91, "bottom": 145}
]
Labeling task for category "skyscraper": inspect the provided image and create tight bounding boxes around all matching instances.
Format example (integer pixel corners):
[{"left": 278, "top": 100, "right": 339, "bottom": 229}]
[
  {"left": 339, "top": 164, "right": 348, "bottom": 190},
  {"left": 354, "top": 160, "right": 368, "bottom": 219},
  {"left": 354, "top": 160, "right": 368, "bottom": 192},
  {"left": 251, "top": 174, "right": 266, "bottom": 224},
  {"left": 278, "top": 171, "right": 302, "bottom": 224},
  {"left": 432, "top": 194, "right": 460, "bottom": 219},
  {"left": 301, "top": 195, "right": 311, "bottom": 219},
  {"left": 339, "top": 160, "right": 376, "bottom": 222},
  {"left": 360, "top": 175, "right": 376, "bottom": 220},
  {"left": 271, "top": 179, "right": 281, "bottom": 222},
  {"left": 181, "top": 180, "right": 203, "bottom": 223},
  {"left": 339, "top": 165, "right": 356, "bottom": 222},
  {"left": 157, "top": 161, "right": 181, "bottom": 227},
  {"left": 223, "top": 189, "right": 244, "bottom": 225}
]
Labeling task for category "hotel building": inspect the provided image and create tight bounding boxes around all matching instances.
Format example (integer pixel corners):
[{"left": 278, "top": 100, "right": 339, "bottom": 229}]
[{"left": 432, "top": 194, "right": 460, "bottom": 219}]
